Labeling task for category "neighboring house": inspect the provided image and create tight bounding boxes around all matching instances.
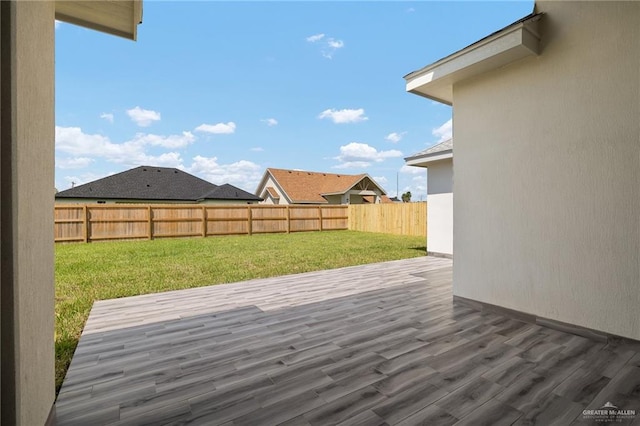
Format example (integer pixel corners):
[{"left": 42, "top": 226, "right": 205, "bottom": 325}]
[
  {"left": 405, "top": 139, "right": 453, "bottom": 257},
  {"left": 405, "top": 2, "right": 639, "bottom": 341},
  {"left": 255, "top": 168, "right": 388, "bottom": 205},
  {"left": 2, "top": 2, "right": 143, "bottom": 424},
  {"left": 56, "top": 166, "right": 262, "bottom": 204}
]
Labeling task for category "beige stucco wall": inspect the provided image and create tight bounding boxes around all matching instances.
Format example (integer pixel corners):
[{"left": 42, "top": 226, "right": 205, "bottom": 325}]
[
  {"left": 427, "top": 159, "right": 453, "bottom": 256},
  {"left": 2, "top": 1, "right": 56, "bottom": 424},
  {"left": 453, "top": 1, "right": 640, "bottom": 339}
]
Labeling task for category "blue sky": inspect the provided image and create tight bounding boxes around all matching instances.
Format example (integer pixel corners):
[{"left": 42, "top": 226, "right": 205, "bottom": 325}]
[{"left": 55, "top": 1, "right": 533, "bottom": 200}]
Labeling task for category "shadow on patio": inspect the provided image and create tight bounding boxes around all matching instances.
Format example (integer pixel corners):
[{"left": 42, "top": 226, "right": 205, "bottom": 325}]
[{"left": 55, "top": 257, "right": 640, "bottom": 425}]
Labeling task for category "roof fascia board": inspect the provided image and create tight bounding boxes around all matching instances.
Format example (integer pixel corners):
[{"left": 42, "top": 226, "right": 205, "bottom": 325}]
[
  {"left": 405, "top": 15, "right": 542, "bottom": 104},
  {"left": 405, "top": 151, "right": 453, "bottom": 167},
  {"left": 55, "top": 0, "right": 142, "bottom": 41}
]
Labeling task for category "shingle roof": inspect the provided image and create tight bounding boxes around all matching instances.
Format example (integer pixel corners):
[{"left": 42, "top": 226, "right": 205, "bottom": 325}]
[
  {"left": 265, "top": 168, "right": 382, "bottom": 203},
  {"left": 265, "top": 187, "right": 280, "bottom": 199},
  {"left": 202, "top": 184, "right": 262, "bottom": 201},
  {"left": 56, "top": 166, "right": 261, "bottom": 202},
  {"left": 405, "top": 139, "right": 453, "bottom": 163}
]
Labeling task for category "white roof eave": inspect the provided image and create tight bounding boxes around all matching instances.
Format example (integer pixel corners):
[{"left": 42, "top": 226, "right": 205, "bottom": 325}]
[
  {"left": 405, "top": 151, "right": 453, "bottom": 168},
  {"left": 55, "top": 0, "right": 143, "bottom": 41},
  {"left": 405, "top": 14, "right": 542, "bottom": 105}
]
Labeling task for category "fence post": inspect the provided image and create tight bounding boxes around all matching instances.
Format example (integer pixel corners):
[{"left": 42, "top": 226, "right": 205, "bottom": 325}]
[
  {"left": 201, "top": 205, "right": 206, "bottom": 238},
  {"left": 147, "top": 206, "right": 153, "bottom": 240},
  {"left": 83, "top": 205, "right": 89, "bottom": 243},
  {"left": 286, "top": 206, "right": 291, "bottom": 233},
  {"left": 247, "top": 205, "right": 253, "bottom": 235},
  {"left": 318, "top": 206, "right": 323, "bottom": 231}
]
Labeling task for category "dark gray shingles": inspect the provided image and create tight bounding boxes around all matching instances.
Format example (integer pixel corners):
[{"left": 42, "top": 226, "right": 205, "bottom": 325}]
[{"left": 55, "top": 166, "right": 260, "bottom": 201}]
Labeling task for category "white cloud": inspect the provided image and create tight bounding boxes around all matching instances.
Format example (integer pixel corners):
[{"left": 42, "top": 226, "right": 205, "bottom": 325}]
[
  {"left": 327, "top": 39, "right": 344, "bottom": 49},
  {"left": 54, "top": 127, "right": 266, "bottom": 192},
  {"left": 130, "top": 131, "right": 195, "bottom": 149},
  {"left": 261, "top": 118, "right": 278, "bottom": 127},
  {"left": 307, "top": 33, "right": 344, "bottom": 59},
  {"left": 56, "top": 157, "right": 94, "bottom": 169},
  {"left": 373, "top": 176, "right": 388, "bottom": 185},
  {"left": 333, "top": 161, "right": 371, "bottom": 170},
  {"left": 55, "top": 126, "right": 186, "bottom": 168},
  {"left": 322, "top": 38, "right": 345, "bottom": 59},
  {"left": 56, "top": 126, "right": 114, "bottom": 156},
  {"left": 406, "top": 7, "right": 415, "bottom": 13},
  {"left": 195, "top": 122, "right": 236, "bottom": 134},
  {"left": 141, "top": 152, "right": 184, "bottom": 168},
  {"left": 306, "top": 33, "right": 325, "bottom": 43},
  {"left": 187, "top": 156, "right": 262, "bottom": 191},
  {"left": 250, "top": 147, "right": 265, "bottom": 152},
  {"left": 410, "top": 175, "right": 428, "bottom": 200},
  {"left": 127, "top": 106, "right": 161, "bottom": 127},
  {"left": 334, "top": 142, "right": 402, "bottom": 168},
  {"left": 100, "top": 113, "right": 114, "bottom": 123},
  {"left": 318, "top": 108, "right": 368, "bottom": 124},
  {"left": 432, "top": 118, "right": 452, "bottom": 142},
  {"left": 400, "top": 164, "right": 424, "bottom": 175},
  {"left": 55, "top": 20, "right": 61, "bottom": 29},
  {"left": 385, "top": 132, "right": 406, "bottom": 144},
  {"left": 398, "top": 165, "right": 429, "bottom": 199}
]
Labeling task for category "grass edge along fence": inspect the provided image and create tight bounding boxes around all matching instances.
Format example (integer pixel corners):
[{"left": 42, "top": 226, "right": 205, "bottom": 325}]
[{"left": 54, "top": 202, "right": 427, "bottom": 243}]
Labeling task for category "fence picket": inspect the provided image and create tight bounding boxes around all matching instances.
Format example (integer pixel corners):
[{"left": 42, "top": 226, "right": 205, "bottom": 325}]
[{"left": 54, "top": 203, "right": 426, "bottom": 243}]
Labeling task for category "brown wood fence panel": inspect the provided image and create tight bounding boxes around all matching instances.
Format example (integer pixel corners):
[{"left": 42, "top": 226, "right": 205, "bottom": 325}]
[
  {"left": 251, "top": 206, "right": 288, "bottom": 234},
  {"left": 54, "top": 204, "right": 350, "bottom": 243},
  {"left": 55, "top": 203, "right": 425, "bottom": 243},
  {"left": 318, "top": 205, "right": 348, "bottom": 231},
  {"left": 205, "top": 206, "right": 249, "bottom": 236},
  {"left": 54, "top": 205, "right": 85, "bottom": 242},
  {"left": 152, "top": 205, "right": 204, "bottom": 239},
  {"left": 288, "top": 205, "right": 320, "bottom": 232},
  {"left": 348, "top": 203, "right": 427, "bottom": 237}
]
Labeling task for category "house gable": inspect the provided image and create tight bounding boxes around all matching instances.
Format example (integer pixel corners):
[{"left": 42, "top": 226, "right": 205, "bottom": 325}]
[{"left": 257, "top": 168, "right": 387, "bottom": 205}]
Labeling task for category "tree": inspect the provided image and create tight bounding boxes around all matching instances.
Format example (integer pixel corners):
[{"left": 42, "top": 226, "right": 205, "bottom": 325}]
[{"left": 401, "top": 191, "right": 412, "bottom": 203}]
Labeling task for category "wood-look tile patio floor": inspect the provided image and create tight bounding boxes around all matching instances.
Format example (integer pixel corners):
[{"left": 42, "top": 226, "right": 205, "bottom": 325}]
[{"left": 55, "top": 257, "right": 640, "bottom": 425}]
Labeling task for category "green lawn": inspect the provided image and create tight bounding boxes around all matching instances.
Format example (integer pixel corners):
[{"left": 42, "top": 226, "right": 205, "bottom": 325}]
[{"left": 55, "top": 230, "right": 426, "bottom": 390}]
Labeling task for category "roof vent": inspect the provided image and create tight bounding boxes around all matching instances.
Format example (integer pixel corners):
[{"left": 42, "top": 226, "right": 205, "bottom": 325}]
[{"left": 146, "top": 184, "right": 150, "bottom": 187}]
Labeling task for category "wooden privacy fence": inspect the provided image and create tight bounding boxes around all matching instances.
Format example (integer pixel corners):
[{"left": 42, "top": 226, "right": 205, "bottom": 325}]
[
  {"left": 54, "top": 204, "right": 349, "bottom": 243},
  {"left": 348, "top": 202, "right": 427, "bottom": 237}
]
